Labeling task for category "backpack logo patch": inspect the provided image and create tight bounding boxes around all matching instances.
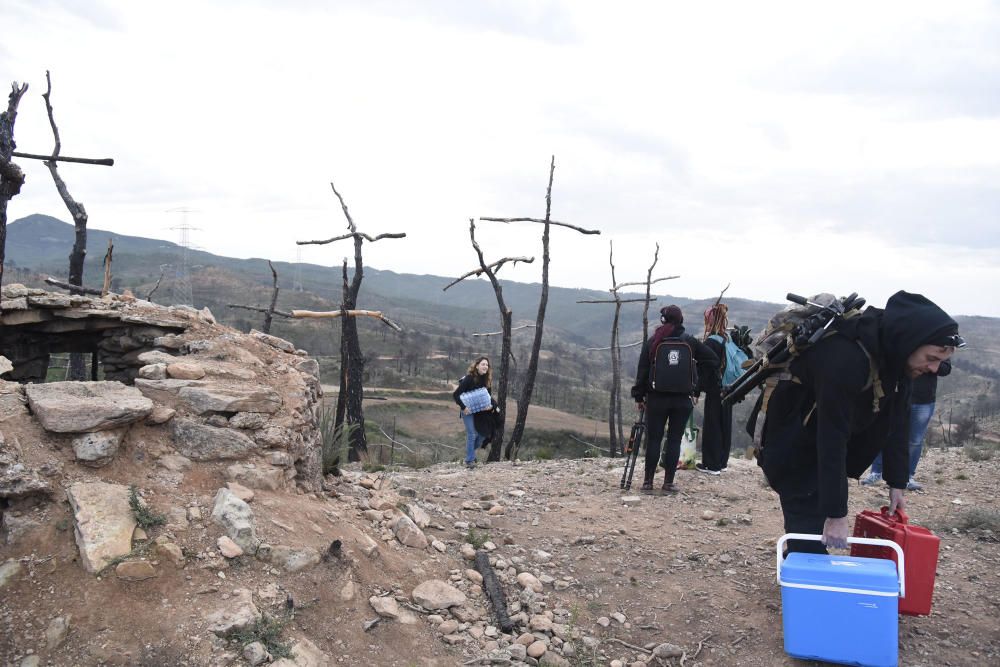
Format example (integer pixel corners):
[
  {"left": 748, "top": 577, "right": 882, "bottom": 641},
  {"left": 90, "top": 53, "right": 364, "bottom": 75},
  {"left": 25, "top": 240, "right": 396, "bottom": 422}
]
[{"left": 668, "top": 350, "right": 680, "bottom": 365}]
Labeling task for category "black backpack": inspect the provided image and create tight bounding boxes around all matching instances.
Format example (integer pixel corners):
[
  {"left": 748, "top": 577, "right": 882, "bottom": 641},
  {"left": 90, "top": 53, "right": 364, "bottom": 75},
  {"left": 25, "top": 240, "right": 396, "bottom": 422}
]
[{"left": 649, "top": 336, "right": 698, "bottom": 394}]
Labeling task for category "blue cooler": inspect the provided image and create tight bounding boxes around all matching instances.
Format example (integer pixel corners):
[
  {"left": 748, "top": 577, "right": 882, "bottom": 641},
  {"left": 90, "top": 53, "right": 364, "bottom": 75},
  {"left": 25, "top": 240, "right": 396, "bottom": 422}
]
[{"left": 777, "top": 533, "right": 905, "bottom": 667}]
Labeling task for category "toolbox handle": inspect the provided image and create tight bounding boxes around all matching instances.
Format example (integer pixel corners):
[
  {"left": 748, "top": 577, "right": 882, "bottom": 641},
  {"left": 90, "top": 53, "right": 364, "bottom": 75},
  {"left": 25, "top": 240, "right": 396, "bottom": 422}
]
[
  {"left": 879, "top": 505, "right": 909, "bottom": 523},
  {"left": 776, "top": 533, "right": 905, "bottom": 599}
]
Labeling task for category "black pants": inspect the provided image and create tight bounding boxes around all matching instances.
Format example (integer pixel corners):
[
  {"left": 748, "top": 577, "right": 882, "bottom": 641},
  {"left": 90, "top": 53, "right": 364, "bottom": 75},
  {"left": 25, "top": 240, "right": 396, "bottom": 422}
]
[
  {"left": 643, "top": 392, "right": 694, "bottom": 484},
  {"left": 779, "top": 491, "right": 829, "bottom": 555},
  {"left": 700, "top": 388, "right": 733, "bottom": 471}
]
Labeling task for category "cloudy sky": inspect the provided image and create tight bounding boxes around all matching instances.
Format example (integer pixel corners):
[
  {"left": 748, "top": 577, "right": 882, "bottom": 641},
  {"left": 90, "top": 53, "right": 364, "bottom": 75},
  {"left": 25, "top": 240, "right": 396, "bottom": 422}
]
[{"left": 3, "top": 1, "right": 999, "bottom": 316}]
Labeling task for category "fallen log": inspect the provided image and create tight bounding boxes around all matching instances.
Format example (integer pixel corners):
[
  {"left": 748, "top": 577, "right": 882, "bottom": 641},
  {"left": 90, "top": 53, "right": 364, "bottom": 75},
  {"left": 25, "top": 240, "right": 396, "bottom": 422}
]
[{"left": 474, "top": 550, "right": 514, "bottom": 634}]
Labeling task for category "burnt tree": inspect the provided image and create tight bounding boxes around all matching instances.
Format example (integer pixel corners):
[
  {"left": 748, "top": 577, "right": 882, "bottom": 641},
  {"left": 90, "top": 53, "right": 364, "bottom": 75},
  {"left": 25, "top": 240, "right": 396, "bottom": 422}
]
[
  {"left": 481, "top": 156, "right": 600, "bottom": 460},
  {"left": 297, "top": 182, "right": 405, "bottom": 462},
  {"left": 0, "top": 81, "right": 29, "bottom": 289},
  {"left": 443, "top": 219, "right": 534, "bottom": 462},
  {"left": 227, "top": 260, "right": 291, "bottom": 333},
  {"left": 579, "top": 247, "right": 677, "bottom": 456},
  {"left": 41, "top": 71, "right": 115, "bottom": 379}
]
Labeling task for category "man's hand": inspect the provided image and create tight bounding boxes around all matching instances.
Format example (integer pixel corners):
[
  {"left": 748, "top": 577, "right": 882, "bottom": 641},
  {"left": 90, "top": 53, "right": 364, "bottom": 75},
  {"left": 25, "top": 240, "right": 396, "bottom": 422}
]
[
  {"left": 888, "top": 488, "right": 906, "bottom": 515},
  {"left": 821, "top": 516, "right": 850, "bottom": 549},
  {"left": 462, "top": 407, "right": 471, "bottom": 416}
]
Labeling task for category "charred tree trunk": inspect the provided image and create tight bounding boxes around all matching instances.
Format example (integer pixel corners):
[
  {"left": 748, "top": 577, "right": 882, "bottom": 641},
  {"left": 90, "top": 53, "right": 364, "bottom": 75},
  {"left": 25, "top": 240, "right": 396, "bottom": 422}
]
[
  {"left": 642, "top": 243, "right": 659, "bottom": 343},
  {"left": 297, "top": 182, "right": 406, "bottom": 463},
  {"left": 506, "top": 159, "right": 555, "bottom": 461},
  {"left": 608, "top": 300, "right": 621, "bottom": 457},
  {"left": 263, "top": 260, "right": 279, "bottom": 334},
  {"left": 0, "top": 82, "right": 30, "bottom": 290},
  {"left": 444, "top": 222, "right": 535, "bottom": 463},
  {"left": 43, "top": 72, "right": 91, "bottom": 379}
]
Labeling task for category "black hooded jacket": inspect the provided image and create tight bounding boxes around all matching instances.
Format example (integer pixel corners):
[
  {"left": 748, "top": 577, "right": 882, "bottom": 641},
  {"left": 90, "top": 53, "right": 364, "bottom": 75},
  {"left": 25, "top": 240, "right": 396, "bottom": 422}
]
[
  {"left": 631, "top": 325, "right": 719, "bottom": 401},
  {"left": 759, "top": 291, "right": 957, "bottom": 518}
]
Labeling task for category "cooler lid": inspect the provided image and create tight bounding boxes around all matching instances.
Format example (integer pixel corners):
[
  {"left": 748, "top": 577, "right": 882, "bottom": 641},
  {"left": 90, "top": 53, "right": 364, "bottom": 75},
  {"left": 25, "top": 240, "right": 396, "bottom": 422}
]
[{"left": 782, "top": 553, "right": 899, "bottom": 594}]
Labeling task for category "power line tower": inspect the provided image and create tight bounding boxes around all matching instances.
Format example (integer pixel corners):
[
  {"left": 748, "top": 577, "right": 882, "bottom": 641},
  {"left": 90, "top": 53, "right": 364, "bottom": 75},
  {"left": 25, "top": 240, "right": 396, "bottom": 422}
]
[{"left": 166, "top": 207, "right": 199, "bottom": 306}]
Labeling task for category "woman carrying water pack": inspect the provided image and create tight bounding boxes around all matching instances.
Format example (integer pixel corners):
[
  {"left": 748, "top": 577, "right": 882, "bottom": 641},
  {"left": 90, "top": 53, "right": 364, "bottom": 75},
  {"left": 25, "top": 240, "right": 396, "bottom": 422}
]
[
  {"left": 453, "top": 356, "right": 494, "bottom": 469},
  {"left": 631, "top": 306, "right": 719, "bottom": 493},
  {"left": 698, "top": 303, "right": 736, "bottom": 474}
]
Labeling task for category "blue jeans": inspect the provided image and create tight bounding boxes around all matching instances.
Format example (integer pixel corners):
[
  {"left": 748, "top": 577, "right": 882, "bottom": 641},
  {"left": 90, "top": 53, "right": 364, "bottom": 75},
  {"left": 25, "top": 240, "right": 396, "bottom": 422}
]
[
  {"left": 462, "top": 412, "right": 484, "bottom": 464},
  {"left": 870, "top": 402, "right": 936, "bottom": 477}
]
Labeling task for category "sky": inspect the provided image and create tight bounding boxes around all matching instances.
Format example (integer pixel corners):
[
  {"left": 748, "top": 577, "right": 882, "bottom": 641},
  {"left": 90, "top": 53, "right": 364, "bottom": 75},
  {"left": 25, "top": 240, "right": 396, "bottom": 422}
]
[{"left": 2, "top": 0, "right": 999, "bottom": 317}]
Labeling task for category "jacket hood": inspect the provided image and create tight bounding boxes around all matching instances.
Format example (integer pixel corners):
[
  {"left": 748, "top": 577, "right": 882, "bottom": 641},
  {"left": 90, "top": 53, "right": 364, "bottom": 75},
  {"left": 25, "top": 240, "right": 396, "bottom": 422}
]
[{"left": 879, "top": 291, "right": 957, "bottom": 374}]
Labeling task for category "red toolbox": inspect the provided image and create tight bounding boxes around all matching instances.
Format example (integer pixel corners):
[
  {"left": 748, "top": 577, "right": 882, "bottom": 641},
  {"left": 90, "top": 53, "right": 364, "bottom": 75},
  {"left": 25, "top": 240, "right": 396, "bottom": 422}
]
[{"left": 851, "top": 507, "right": 940, "bottom": 616}]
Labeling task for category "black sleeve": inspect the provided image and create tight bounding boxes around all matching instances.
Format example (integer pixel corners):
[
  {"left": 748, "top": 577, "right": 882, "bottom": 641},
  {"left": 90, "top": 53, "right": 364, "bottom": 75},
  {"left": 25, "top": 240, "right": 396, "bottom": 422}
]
[
  {"left": 701, "top": 337, "right": 724, "bottom": 391},
  {"left": 631, "top": 341, "right": 651, "bottom": 401},
  {"left": 937, "top": 360, "right": 952, "bottom": 377},
  {"left": 453, "top": 375, "right": 472, "bottom": 408},
  {"left": 881, "top": 387, "right": 911, "bottom": 490},
  {"left": 808, "top": 343, "right": 870, "bottom": 518}
]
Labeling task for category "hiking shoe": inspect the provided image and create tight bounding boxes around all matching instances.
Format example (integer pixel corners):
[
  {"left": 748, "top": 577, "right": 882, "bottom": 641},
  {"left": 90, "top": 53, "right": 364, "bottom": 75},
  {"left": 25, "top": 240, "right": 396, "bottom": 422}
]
[
  {"left": 860, "top": 471, "right": 882, "bottom": 486},
  {"left": 661, "top": 480, "right": 679, "bottom": 494},
  {"left": 907, "top": 477, "right": 923, "bottom": 491},
  {"left": 696, "top": 463, "right": 721, "bottom": 476},
  {"left": 640, "top": 480, "right": 653, "bottom": 491}
]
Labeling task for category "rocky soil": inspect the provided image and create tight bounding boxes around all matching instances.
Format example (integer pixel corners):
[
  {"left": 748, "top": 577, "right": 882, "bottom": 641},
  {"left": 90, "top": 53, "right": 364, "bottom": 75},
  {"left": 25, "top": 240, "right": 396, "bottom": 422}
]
[{"left": 2, "top": 445, "right": 997, "bottom": 667}]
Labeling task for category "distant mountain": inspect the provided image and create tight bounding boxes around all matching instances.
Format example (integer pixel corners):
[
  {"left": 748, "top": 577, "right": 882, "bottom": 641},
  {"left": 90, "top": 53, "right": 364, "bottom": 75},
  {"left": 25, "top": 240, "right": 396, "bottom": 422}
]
[{"left": 6, "top": 214, "right": 780, "bottom": 346}]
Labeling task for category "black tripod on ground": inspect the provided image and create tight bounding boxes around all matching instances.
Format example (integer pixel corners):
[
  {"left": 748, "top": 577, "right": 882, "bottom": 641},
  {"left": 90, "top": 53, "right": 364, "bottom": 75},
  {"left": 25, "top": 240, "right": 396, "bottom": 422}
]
[{"left": 620, "top": 405, "right": 646, "bottom": 491}]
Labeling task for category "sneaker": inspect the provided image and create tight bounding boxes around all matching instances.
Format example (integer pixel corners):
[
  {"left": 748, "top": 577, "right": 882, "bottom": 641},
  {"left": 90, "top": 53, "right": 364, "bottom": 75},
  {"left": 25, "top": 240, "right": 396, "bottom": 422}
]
[
  {"left": 661, "top": 480, "right": 679, "bottom": 494},
  {"left": 695, "top": 463, "right": 721, "bottom": 476},
  {"left": 860, "top": 471, "right": 882, "bottom": 486},
  {"left": 906, "top": 477, "right": 923, "bottom": 491},
  {"left": 465, "top": 461, "right": 476, "bottom": 469},
  {"left": 640, "top": 480, "right": 653, "bottom": 491}
]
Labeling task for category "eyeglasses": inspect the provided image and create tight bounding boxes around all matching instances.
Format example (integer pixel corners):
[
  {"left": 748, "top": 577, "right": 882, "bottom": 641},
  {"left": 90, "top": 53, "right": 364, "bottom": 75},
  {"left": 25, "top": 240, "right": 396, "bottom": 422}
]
[{"left": 944, "top": 334, "right": 967, "bottom": 348}]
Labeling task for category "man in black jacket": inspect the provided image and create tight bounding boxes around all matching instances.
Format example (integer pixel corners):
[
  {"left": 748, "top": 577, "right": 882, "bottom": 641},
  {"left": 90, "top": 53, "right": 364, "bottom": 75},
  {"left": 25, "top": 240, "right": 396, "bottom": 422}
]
[{"left": 758, "top": 291, "right": 962, "bottom": 554}]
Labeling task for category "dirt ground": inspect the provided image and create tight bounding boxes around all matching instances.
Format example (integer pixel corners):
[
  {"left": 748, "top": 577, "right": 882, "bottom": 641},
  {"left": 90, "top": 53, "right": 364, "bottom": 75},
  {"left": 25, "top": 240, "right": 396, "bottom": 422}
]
[
  {"left": 386, "top": 446, "right": 1000, "bottom": 666},
  {"left": 3, "top": 428, "right": 997, "bottom": 666}
]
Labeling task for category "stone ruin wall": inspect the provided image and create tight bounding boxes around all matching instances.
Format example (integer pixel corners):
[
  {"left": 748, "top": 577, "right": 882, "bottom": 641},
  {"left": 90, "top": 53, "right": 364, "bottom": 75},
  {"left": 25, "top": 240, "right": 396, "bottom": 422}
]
[{"left": 0, "top": 285, "right": 326, "bottom": 525}]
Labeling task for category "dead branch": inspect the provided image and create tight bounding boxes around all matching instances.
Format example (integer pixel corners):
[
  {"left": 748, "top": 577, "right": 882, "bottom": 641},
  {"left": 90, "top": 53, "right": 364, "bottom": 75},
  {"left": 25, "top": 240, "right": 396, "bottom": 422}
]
[
  {"left": 12, "top": 151, "right": 113, "bottom": 166},
  {"left": 586, "top": 340, "right": 642, "bottom": 351},
  {"left": 296, "top": 231, "right": 406, "bottom": 246},
  {"left": 604, "top": 637, "right": 651, "bottom": 654},
  {"left": 475, "top": 551, "right": 514, "bottom": 633},
  {"left": 642, "top": 244, "right": 661, "bottom": 342},
  {"left": 145, "top": 266, "right": 166, "bottom": 301},
  {"left": 228, "top": 304, "right": 293, "bottom": 317},
  {"left": 680, "top": 633, "right": 713, "bottom": 666},
  {"left": 292, "top": 308, "right": 402, "bottom": 331},
  {"left": 480, "top": 216, "right": 600, "bottom": 235},
  {"left": 44, "top": 276, "right": 102, "bottom": 295},
  {"left": 101, "top": 238, "right": 113, "bottom": 296},
  {"left": 42, "top": 71, "right": 89, "bottom": 293},
  {"left": 613, "top": 275, "right": 679, "bottom": 292},
  {"left": 442, "top": 255, "right": 535, "bottom": 291},
  {"left": 576, "top": 297, "right": 649, "bottom": 304},
  {"left": 712, "top": 282, "right": 731, "bottom": 309},
  {"left": 1, "top": 81, "right": 31, "bottom": 289},
  {"left": 472, "top": 324, "right": 535, "bottom": 337}
]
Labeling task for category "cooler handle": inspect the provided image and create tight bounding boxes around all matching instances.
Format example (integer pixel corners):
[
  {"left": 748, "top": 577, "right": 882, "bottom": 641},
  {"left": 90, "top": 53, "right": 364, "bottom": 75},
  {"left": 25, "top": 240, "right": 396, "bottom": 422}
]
[
  {"left": 776, "top": 533, "right": 905, "bottom": 599},
  {"left": 879, "top": 505, "right": 909, "bottom": 523}
]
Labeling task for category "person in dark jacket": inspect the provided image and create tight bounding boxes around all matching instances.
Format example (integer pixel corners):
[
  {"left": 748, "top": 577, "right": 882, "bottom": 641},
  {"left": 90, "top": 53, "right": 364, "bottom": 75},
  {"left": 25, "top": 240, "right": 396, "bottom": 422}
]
[
  {"left": 698, "top": 303, "right": 734, "bottom": 475},
  {"left": 758, "top": 291, "right": 962, "bottom": 554},
  {"left": 453, "top": 357, "right": 494, "bottom": 468},
  {"left": 860, "top": 360, "right": 951, "bottom": 490},
  {"left": 632, "top": 305, "right": 719, "bottom": 493}
]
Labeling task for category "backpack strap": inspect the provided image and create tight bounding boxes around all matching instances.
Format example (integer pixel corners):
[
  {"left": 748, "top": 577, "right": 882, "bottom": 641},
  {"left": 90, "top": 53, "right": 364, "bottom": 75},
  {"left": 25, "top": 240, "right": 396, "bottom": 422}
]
[{"left": 854, "top": 340, "right": 884, "bottom": 414}]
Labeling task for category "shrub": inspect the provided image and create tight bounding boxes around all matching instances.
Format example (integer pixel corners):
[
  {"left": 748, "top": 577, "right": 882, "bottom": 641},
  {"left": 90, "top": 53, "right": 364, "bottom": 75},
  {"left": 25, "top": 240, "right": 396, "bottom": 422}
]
[
  {"left": 231, "top": 613, "right": 292, "bottom": 659},
  {"left": 464, "top": 528, "right": 489, "bottom": 549},
  {"left": 964, "top": 445, "right": 994, "bottom": 462},
  {"left": 128, "top": 485, "right": 165, "bottom": 529}
]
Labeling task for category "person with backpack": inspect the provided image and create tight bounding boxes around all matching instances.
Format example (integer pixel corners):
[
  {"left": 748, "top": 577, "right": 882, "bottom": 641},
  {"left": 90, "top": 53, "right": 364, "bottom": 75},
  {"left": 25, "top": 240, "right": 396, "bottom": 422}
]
[
  {"left": 631, "top": 305, "right": 719, "bottom": 492},
  {"left": 755, "top": 291, "right": 963, "bottom": 554},
  {"left": 453, "top": 356, "right": 496, "bottom": 469},
  {"left": 698, "top": 303, "right": 747, "bottom": 474},
  {"left": 860, "top": 361, "right": 951, "bottom": 490}
]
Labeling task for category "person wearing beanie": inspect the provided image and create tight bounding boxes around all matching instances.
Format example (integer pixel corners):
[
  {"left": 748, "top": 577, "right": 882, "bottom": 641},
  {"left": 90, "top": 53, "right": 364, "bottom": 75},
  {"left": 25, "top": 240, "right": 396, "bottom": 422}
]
[
  {"left": 757, "top": 291, "right": 963, "bottom": 554},
  {"left": 631, "top": 305, "right": 719, "bottom": 493}
]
